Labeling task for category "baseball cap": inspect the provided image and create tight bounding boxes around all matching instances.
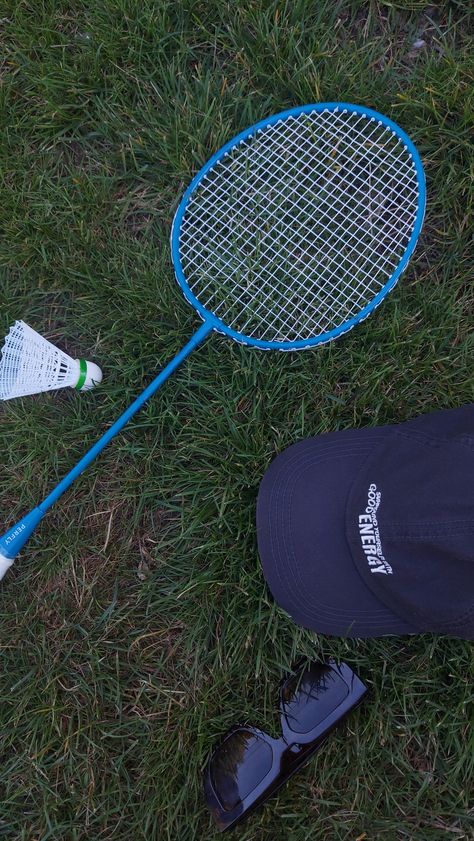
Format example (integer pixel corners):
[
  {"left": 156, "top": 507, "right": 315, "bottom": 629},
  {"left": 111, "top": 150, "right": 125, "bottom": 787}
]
[{"left": 257, "top": 404, "right": 474, "bottom": 639}]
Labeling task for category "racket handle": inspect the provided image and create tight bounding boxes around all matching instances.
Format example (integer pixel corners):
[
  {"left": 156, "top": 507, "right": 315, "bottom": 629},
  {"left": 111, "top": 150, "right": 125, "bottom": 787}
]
[
  {"left": 0, "top": 507, "right": 45, "bottom": 577},
  {"left": 0, "top": 552, "right": 14, "bottom": 579}
]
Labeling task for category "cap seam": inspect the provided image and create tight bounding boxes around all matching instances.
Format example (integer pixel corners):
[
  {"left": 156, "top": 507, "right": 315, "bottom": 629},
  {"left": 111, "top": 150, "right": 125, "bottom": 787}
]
[
  {"left": 386, "top": 520, "right": 474, "bottom": 526},
  {"left": 382, "top": 525, "right": 474, "bottom": 538},
  {"left": 455, "top": 434, "right": 474, "bottom": 450},
  {"left": 395, "top": 428, "right": 474, "bottom": 455}
]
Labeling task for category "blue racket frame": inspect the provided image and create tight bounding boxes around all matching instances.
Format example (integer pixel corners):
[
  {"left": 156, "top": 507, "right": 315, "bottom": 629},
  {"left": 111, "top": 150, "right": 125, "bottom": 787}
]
[
  {"left": 171, "top": 102, "right": 426, "bottom": 350},
  {"left": 0, "top": 103, "right": 425, "bottom": 570}
]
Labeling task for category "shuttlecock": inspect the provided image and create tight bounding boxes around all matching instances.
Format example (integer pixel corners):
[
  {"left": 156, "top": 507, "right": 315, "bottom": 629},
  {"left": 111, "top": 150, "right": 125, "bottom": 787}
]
[{"left": 0, "top": 321, "right": 102, "bottom": 400}]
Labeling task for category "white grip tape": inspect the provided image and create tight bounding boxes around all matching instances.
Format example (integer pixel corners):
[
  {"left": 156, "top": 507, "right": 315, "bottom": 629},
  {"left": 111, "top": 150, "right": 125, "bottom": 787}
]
[{"left": 0, "top": 552, "right": 14, "bottom": 580}]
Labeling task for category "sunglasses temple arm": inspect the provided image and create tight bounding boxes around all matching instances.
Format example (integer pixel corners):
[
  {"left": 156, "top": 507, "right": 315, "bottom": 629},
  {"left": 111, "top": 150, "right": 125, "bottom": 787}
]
[{"left": 0, "top": 320, "right": 213, "bottom": 576}]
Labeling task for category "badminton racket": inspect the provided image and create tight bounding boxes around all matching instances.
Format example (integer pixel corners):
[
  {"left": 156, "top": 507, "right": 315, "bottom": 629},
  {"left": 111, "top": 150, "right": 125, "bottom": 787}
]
[{"left": 0, "top": 103, "right": 425, "bottom": 576}]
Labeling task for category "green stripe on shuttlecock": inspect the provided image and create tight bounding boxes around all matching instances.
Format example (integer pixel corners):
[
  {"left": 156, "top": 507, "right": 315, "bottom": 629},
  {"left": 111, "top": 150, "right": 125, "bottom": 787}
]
[
  {"left": 75, "top": 359, "right": 88, "bottom": 391},
  {"left": 74, "top": 358, "right": 103, "bottom": 391}
]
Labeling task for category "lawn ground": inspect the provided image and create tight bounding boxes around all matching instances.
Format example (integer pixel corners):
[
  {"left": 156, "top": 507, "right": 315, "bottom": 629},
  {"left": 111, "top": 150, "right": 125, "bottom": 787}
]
[{"left": 0, "top": 1, "right": 473, "bottom": 839}]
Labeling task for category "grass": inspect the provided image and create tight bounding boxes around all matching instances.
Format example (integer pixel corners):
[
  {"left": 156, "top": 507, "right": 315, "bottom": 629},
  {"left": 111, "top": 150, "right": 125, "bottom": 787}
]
[{"left": 0, "top": 0, "right": 473, "bottom": 838}]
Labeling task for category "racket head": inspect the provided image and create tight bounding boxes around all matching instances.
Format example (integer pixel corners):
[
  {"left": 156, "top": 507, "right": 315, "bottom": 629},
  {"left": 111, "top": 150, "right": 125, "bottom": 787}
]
[{"left": 171, "top": 103, "right": 426, "bottom": 350}]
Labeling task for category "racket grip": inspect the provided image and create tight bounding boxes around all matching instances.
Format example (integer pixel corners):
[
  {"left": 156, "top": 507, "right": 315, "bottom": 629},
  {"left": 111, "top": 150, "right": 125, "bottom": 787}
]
[
  {"left": 0, "top": 507, "right": 45, "bottom": 578},
  {"left": 0, "top": 551, "right": 14, "bottom": 579}
]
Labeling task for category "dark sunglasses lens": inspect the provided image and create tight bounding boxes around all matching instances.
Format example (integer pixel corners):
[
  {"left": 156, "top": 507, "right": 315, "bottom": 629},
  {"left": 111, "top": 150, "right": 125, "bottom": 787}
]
[
  {"left": 210, "top": 729, "right": 273, "bottom": 812},
  {"left": 282, "top": 663, "right": 349, "bottom": 734}
]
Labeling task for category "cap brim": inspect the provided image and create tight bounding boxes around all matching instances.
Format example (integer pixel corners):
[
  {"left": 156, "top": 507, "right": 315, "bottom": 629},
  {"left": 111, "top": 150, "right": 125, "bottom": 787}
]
[{"left": 257, "top": 429, "right": 418, "bottom": 637}]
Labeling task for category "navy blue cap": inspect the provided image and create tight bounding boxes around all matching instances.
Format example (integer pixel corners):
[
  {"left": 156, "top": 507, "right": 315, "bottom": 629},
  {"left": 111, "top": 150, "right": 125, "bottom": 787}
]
[{"left": 257, "top": 405, "right": 474, "bottom": 639}]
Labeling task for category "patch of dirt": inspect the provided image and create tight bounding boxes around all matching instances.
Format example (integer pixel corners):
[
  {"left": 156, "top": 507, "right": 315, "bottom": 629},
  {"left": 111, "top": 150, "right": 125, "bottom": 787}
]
[
  {"left": 111, "top": 178, "right": 179, "bottom": 240},
  {"left": 60, "top": 137, "right": 115, "bottom": 176},
  {"left": 337, "top": 3, "right": 461, "bottom": 70},
  {"left": 114, "top": 183, "right": 166, "bottom": 239},
  {"left": 405, "top": 738, "right": 434, "bottom": 775}
]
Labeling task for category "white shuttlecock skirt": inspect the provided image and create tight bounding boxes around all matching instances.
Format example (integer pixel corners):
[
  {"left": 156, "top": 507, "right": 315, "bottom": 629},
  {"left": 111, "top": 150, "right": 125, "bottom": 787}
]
[{"left": 0, "top": 321, "right": 102, "bottom": 400}]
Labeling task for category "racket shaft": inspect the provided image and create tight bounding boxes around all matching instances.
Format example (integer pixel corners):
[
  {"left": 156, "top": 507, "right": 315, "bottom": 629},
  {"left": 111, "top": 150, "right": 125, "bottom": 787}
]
[{"left": 0, "top": 321, "right": 212, "bottom": 568}]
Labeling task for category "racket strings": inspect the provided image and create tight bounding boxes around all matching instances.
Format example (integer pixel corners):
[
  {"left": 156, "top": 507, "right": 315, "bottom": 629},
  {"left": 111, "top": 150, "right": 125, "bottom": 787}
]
[
  {"left": 183, "top": 144, "right": 412, "bottom": 339},
  {"left": 183, "top": 116, "right": 414, "bottom": 299},
  {"left": 179, "top": 108, "right": 420, "bottom": 343}
]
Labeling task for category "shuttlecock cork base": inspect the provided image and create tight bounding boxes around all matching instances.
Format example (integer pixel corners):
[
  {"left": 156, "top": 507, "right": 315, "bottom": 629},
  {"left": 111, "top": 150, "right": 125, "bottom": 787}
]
[
  {"left": 0, "top": 321, "right": 102, "bottom": 400},
  {"left": 72, "top": 358, "right": 103, "bottom": 392}
]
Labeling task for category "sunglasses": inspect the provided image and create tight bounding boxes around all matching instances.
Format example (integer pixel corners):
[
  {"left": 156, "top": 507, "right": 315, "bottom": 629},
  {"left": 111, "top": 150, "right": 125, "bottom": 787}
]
[{"left": 204, "top": 659, "right": 367, "bottom": 831}]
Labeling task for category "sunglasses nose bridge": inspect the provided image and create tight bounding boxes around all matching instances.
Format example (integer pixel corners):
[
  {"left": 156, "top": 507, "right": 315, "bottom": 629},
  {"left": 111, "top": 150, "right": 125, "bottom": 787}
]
[
  {"left": 279, "top": 731, "right": 304, "bottom": 751},
  {"left": 289, "top": 741, "right": 303, "bottom": 752}
]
